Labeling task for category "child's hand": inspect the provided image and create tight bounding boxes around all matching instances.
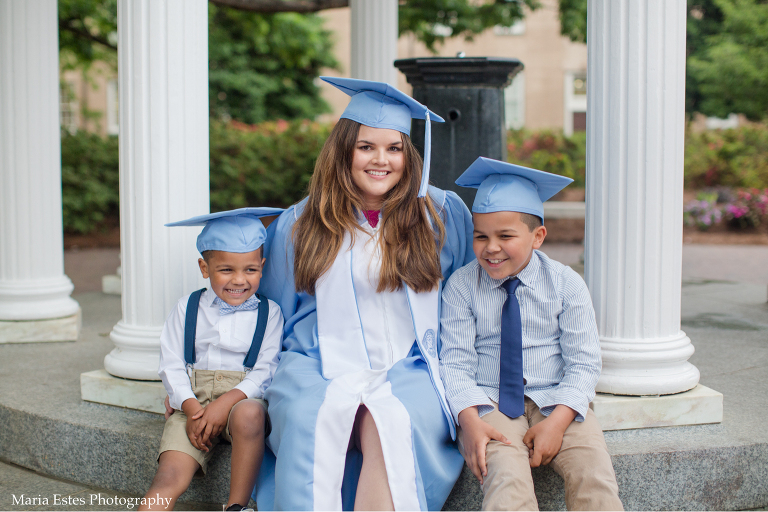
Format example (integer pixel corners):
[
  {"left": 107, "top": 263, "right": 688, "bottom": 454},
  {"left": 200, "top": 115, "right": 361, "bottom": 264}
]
[
  {"left": 185, "top": 414, "right": 210, "bottom": 452},
  {"left": 191, "top": 399, "right": 230, "bottom": 447},
  {"left": 458, "top": 407, "right": 511, "bottom": 485},
  {"left": 181, "top": 398, "right": 208, "bottom": 451},
  {"left": 163, "top": 395, "right": 174, "bottom": 420},
  {"left": 522, "top": 405, "right": 577, "bottom": 467},
  {"left": 190, "top": 389, "right": 247, "bottom": 449}
]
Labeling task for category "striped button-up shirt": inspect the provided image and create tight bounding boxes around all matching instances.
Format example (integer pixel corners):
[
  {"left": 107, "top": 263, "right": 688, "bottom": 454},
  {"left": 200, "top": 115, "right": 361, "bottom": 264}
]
[{"left": 439, "top": 250, "right": 600, "bottom": 424}]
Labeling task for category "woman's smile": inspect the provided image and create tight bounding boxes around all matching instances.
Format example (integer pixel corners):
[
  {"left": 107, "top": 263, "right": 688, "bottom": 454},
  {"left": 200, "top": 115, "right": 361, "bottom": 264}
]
[{"left": 351, "top": 125, "right": 405, "bottom": 210}]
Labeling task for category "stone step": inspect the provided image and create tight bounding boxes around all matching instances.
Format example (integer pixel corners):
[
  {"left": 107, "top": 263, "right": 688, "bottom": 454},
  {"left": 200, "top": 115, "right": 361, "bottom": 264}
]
[
  {"left": 1, "top": 393, "right": 765, "bottom": 511},
  {"left": 2, "top": 282, "right": 767, "bottom": 511}
]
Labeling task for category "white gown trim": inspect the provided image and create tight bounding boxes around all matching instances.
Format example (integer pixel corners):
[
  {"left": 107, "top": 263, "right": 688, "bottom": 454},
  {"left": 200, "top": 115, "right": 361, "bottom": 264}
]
[{"left": 313, "top": 371, "right": 419, "bottom": 511}]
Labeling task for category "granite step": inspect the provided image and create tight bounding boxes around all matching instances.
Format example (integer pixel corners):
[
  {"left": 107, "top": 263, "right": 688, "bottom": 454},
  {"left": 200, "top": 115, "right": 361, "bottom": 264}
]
[{"left": 1, "top": 278, "right": 767, "bottom": 510}]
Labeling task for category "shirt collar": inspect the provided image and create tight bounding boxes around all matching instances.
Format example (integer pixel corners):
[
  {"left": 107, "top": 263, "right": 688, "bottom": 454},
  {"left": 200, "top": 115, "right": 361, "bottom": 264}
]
[{"left": 481, "top": 249, "right": 542, "bottom": 290}]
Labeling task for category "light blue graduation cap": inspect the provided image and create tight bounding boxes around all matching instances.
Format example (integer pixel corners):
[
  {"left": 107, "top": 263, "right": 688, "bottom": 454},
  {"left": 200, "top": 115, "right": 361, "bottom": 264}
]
[
  {"left": 165, "top": 207, "right": 284, "bottom": 254},
  {"left": 456, "top": 157, "right": 573, "bottom": 220},
  {"left": 321, "top": 76, "right": 445, "bottom": 198}
]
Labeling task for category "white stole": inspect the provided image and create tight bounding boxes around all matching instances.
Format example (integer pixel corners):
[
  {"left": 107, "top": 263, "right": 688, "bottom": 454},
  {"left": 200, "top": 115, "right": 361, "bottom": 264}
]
[{"left": 314, "top": 229, "right": 456, "bottom": 439}]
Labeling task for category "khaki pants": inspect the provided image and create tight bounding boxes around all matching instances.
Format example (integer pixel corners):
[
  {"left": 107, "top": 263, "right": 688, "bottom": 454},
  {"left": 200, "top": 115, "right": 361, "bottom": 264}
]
[
  {"left": 458, "top": 399, "right": 623, "bottom": 511},
  {"left": 158, "top": 369, "right": 269, "bottom": 475}
]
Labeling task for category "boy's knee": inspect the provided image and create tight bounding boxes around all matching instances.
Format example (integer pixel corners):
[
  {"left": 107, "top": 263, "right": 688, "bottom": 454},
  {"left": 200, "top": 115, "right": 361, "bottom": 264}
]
[
  {"left": 229, "top": 401, "right": 266, "bottom": 439},
  {"left": 153, "top": 458, "right": 195, "bottom": 490}
]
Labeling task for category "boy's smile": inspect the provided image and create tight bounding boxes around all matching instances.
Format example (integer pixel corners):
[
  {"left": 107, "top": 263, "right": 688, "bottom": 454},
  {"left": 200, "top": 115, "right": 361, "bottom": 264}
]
[
  {"left": 198, "top": 249, "right": 265, "bottom": 306},
  {"left": 472, "top": 211, "right": 547, "bottom": 281}
]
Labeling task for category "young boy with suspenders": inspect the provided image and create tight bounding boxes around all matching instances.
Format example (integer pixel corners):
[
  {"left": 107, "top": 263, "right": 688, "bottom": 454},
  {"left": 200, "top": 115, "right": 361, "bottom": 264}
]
[{"left": 140, "top": 208, "right": 284, "bottom": 512}]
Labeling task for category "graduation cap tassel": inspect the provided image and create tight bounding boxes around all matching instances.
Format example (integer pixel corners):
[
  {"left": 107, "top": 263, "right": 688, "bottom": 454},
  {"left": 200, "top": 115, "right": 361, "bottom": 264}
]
[{"left": 418, "top": 110, "right": 431, "bottom": 198}]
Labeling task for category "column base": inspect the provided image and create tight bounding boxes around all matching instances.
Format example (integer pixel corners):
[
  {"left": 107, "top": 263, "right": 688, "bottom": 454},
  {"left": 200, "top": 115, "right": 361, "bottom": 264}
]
[
  {"left": 0, "top": 310, "right": 81, "bottom": 343},
  {"left": 102, "top": 274, "right": 121, "bottom": 295},
  {"left": 80, "top": 369, "right": 165, "bottom": 414},
  {"left": 104, "top": 320, "right": 162, "bottom": 380},
  {"left": 597, "top": 331, "right": 700, "bottom": 395},
  {"left": 591, "top": 384, "right": 723, "bottom": 431}
]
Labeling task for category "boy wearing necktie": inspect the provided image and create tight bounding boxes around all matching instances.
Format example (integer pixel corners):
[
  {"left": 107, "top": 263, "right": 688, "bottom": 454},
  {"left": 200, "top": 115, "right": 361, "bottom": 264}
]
[{"left": 439, "top": 158, "right": 622, "bottom": 511}]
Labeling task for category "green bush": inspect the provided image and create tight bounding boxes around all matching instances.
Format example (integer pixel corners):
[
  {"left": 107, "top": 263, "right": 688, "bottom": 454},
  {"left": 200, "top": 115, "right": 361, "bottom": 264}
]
[
  {"left": 61, "top": 131, "right": 119, "bottom": 234},
  {"left": 209, "top": 119, "right": 331, "bottom": 211},
  {"left": 684, "top": 126, "right": 768, "bottom": 189},
  {"left": 60, "top": 123, "right": 768, "bottom": 235},
  {"left": 507, "top": 129, "right": 587, "bottom": 187},
  {"left": 507, "top": 125, "right": 768, "bottom": 191}
]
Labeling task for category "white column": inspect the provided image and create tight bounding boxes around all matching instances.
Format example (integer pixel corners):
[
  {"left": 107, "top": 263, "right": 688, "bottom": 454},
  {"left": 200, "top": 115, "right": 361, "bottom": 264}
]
[
  {"left": 104, "top": 0, "right": 209, "bottom": 380},
  {"left": 584, "top": 0, "right": 699, "bottom": 396},
  {"left": 350, "top": 0, "right": 398, "bottom": 85},
  {"left": 0, "top": 0, "right": 81, "bottom": 342}
]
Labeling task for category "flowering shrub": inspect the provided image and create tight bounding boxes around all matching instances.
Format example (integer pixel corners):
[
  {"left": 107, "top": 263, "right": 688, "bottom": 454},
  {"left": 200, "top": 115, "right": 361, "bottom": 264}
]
[
  {"left": 684, "top": 192, "right": 722, "bottom": 230},
  {"left": 684, "top": 188, "right": 768, "bottom": 231},
  {"left": 723, "top": 188, "right": 768, "bottom": 229},
  {"left": 685, "top": 126, "right": 768, "bottom": 189},
  {"left": 507, "top": 130, "right": 586, "bottom": 187}
]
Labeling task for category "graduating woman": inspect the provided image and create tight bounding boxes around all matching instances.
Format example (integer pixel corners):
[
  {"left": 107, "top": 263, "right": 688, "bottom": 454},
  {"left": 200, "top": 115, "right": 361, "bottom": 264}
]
[{"left": 254, "top": 77, "right": 474, "bottom": 511}]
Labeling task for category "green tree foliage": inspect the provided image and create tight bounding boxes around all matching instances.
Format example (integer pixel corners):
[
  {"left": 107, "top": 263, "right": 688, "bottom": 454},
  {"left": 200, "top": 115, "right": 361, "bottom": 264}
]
[
  {"left": 399, "top": 0, "right": 540, "bottom": 53},
  {"left": 61, "top": 132, "right": 120, "bottom": 234},
  {"left": 208, "top": 4, "right": 338, "bottom": 123},
  {"left": 58, "top": 0, "right": 118, "bottom": 71},
  {"left": 57, "top": 1, "right": 338, "bottom": 122},
  {"left": 557, "top": 0, "right": 587, "bottom": 44},
  {"left": 558, "top": 0, "right": 768, "bottom": 121},
  {"left": 687, "top": 0, "right": 768, "bottom": 120}
]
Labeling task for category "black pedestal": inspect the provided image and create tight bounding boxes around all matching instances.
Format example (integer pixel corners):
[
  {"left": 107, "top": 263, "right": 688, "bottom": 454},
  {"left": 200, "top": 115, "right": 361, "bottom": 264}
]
[{"left": 394, "top": 57, "right": 523, "bottom": 207}]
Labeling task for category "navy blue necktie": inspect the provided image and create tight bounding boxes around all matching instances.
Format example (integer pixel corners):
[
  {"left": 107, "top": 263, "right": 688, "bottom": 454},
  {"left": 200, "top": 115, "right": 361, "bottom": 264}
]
[{"left": 499, "top": 278, "right": 525, "bottom": 418}]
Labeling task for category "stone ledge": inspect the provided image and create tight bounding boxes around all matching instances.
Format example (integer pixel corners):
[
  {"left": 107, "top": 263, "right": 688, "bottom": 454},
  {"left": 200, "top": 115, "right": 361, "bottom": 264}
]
[
  {"left": 0, "top": 310, "right": 81, "bottom": 343},
  {"left": 592, "top": 384, "right": 723, "bottom": 431},
  {"left": 80, "top": 370, "right": 165, "bottom": 415},
  {"left": 2, "top": 393, "right": 765, "bottom": 510},
  {"left": 543, "top": 201, "right": 585, "bottom": 219}
]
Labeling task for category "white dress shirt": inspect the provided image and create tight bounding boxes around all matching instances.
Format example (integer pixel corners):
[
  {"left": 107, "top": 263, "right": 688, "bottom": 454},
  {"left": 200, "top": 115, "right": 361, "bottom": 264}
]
[
  {"left": 158, "top": 288, "right": 284, "bottom": 410},
  {"left": 439, "top": 250, "right": 601, "bottom": 424}
]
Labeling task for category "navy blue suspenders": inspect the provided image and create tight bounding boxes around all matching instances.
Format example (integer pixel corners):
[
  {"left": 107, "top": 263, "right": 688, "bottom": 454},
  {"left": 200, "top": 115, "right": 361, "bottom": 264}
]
[{"left": 183, "top": 288, "right": 270, "bottom": 370}]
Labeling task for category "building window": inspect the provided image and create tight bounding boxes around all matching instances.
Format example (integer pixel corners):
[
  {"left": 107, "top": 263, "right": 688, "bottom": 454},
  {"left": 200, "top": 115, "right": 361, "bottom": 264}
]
[
  {"left": 107, "top": 79, "right": 119, "bottom": 135},
  {"left": 564, "top": 71, "right": 587, "bottom": 136},
  {"left": 493, "top": 19, "right": 526, "bottom": 36},
  {"left": 60, "top": 81, "right": 78, "bottom": 134},
  {"left": 505, "top": 71, "right": 525, "bottom": 130}
]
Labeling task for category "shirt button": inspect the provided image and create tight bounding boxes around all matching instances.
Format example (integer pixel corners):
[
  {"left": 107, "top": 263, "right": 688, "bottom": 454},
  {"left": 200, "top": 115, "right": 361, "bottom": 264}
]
[{"left": 216, "top": 375, "right": 223, "bottom": 381}]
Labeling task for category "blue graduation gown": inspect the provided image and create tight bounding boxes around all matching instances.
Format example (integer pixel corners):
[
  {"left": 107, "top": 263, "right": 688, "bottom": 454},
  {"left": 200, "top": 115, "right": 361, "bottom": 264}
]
[{"left": 253, "top": 186, "right": 474, "bottom": 510}]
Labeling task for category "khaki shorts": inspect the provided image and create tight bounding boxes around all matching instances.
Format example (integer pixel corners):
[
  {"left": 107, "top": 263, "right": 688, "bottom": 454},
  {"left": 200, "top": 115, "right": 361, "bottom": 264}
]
[{"left": 158, "top": 369, "right": 270, "bottom": 475}]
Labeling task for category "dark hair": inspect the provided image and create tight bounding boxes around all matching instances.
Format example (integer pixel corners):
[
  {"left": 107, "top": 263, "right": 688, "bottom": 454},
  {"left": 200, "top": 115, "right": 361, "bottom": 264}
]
[
  {"left": 201, "top": 246, "right": 263, "bottom": 262},
  {"left": 519, "top": 213, "right": 543, "bottom": 232}
]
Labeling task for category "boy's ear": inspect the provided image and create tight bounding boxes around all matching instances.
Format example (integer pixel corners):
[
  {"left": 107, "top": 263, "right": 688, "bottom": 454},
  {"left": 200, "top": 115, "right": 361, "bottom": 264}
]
[
  {"left": 532, "top": 225, "right": 547, "bottom": 249},
  {"left": 198, "top": 258, "right": 209, "bottom": 279}
]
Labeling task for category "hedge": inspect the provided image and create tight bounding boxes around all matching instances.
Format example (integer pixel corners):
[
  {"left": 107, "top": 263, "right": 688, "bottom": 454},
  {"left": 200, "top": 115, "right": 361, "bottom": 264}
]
[{"left": 60, "top": 123, "right": 768, "bottom": 234}]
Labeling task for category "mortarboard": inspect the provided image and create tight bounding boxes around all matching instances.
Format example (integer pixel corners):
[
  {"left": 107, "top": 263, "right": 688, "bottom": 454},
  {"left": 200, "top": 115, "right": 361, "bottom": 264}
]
[
  {"left": 456, "top": 157, "right": 573, "bottom": 220},
  {"left": 321, "top": 76, "right": 445, "bottom": 198},
  {"left": 166, "top": 207, "right": 284, "bottom": 254}
]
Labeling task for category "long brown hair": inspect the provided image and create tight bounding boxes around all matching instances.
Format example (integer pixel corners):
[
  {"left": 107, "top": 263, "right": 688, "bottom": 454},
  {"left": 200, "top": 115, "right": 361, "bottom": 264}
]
[{"left": 293, "top": 119, "right": 445, "bottom": 294}]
